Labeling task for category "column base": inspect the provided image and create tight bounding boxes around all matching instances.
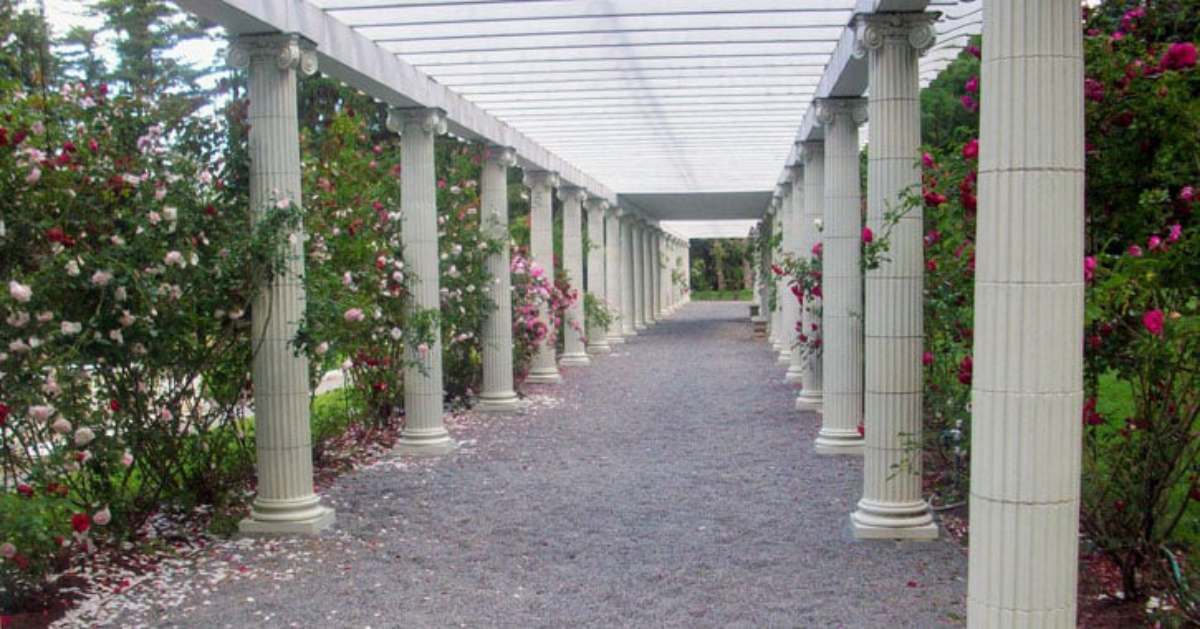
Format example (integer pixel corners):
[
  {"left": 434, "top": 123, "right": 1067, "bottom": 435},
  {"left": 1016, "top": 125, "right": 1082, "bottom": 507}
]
[
  {"left": 524, "top": 369, "right": 562, "bottom": 384},
  {"left": 776, "top": 350, "right": 792, "bottom": 365},
  {"left": 634, "top": 323, "right": 647, "bottom": 331},
  {"left": 850, "top": 500, "right": 938, "bottom": 541},
  {"left": 587, "top": 341, "right": 613, "bottom": 354},
  {"left": 784, "top": 367, "right": 804, "bottom": 384},
  {"left": 559, "top": 352, "right": 592, "bottom": 367},
  {"left": 607, "top": 334, "right": 626, "bottom": 345},
  {"left": 795, "top": 392, "right": 823, "bottom": 411},
  {"left": 239, "top": 498, "right": 335, "bottom": 536},
  {"left": 814, "top": 429, "right": 864, "bottom": 456},
  {"left": 475, "top": 392, "right": 530, "bottom": 414},
  {"left": 622, "top": 327, "right": 638, "bottom": 337},
  {"left": 395, "top": 426, "right": 457, "bottom": 457}
]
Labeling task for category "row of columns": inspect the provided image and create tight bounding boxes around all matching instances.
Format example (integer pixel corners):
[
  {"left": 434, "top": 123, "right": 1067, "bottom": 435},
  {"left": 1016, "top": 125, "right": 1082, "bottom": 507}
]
[
  {"left": 231, "top": 29, "right": 691, "bottom": 538},
  {"left": 761, "top": 2, "right": 1085, "bottom": 625}
]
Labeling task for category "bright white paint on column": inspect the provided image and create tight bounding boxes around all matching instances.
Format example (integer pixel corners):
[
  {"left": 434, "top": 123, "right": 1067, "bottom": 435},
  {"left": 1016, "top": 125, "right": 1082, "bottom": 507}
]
[
  {"left": 784, "top": 165, "right": 806, "bottom": 383},
  {"left": 476, "top": 145, "right": 526, "bottom": 414},
  {"left": 585, "top": 197, "right": 613, "bottom": 354},
  {"left": 621, "top": 214, "right": 638, "bottom": 336},
  {"left": 796, "top": 141, "right": 825, "bottom": 412},
  {"left": 606, "top": 207, "right": 627, "bottom": 344},
  {"left": 393, "top": 106, "right": 457, "bottom": 456},
  {"left": 523, "top": 170, "right": 563, "bottom": 384},
  {"left": 774, "top": 191, "right": 792, "bottom": 365},
  {"left": 558, "top": 186, "right": 591, "bottom": 366},
  {"left": 233, "top": 34, "right": 334, "bottom": 534},
  {"left": 852, "top": 12, "right": 939, "bottom": 540},
  {"left": 967, "top": 1, "right": 1085, "bottom": 625},
  {"left": 814, "top": 97, "right": 866, "bottom": 456},
  {"left": 632, "top": 222, "right": 647, "bottom": 330}
]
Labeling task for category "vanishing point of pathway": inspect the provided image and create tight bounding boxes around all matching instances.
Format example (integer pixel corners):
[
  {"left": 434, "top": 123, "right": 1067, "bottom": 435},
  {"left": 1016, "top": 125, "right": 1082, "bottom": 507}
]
[{"left": 101, "top": 302, "right": 967, "bottom": 627}]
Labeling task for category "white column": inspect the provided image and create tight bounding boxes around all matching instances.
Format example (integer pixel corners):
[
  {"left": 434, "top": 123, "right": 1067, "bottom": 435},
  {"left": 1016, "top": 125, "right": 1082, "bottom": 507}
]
[
  {"left": 620, "top": 214, "right": 638, "bottom": 336},
  {"left": 476, "top": 145, "right": 525, "bottom": 414},
  {"left": 632, "top": 221, "right": 647, "bottom": 330},
  {"left": 774, "top": 190, "right": 792, "bottom": 365},
  {"left": 755, "top": 222, "right": 771, "bottom": 335},
  {"left": 606, "top": 207, "right": 627, "bottom": 344},
  {"left": 558, "top": 186, "right": 591, "bottom": 366},
  {"left": 390, "top": 106, "right": 456, "bottom": 456},
  {"left": 814, "top": 97, "right": 867, "bottom": 456},
  {"left": 523, "top": 170, "right": 563, "bottom": 384},
  {"left": 766, "top": 201, "right": 782, "bottom": 350},
  {"left": 784, "top": 165, "right": 806, "bottom": 382},
  {"left": 642, "top": 225, "right": 656, "bottom": 325},
  {"left": 682, "top": 240, "right": 691, "bottom": 305},
  {"left": 968, "top": 1, "right": 1084, "bottom": 625},
  {"left": 652, "top": 230, "right": 664, "bottom": 319},
  {"left": 585, "top": 197, "right": 612, "bottom": 354},
  {"left": 852, "top": 13, "right": 939, "bottom": 540},
  {"left": 796, "top": 142, "right": 825, "bottom": 412},
  {"left": 231, "top": 34, "right": 334, "bottom": 534}
]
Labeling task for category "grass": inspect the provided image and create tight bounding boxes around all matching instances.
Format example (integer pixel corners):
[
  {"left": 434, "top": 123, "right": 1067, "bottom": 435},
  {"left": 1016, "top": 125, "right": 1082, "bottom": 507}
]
[{"left": 692, "top": 289, "right": 753, "bottom": 302}]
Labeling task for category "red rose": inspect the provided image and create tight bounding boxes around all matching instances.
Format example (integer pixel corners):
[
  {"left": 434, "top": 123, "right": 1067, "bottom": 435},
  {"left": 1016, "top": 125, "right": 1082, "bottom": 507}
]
[
  {"left": 0, "top": 402, "right": 7, "bottom": 426},
  {"left": 109, "top": 400, "right": 120, "bottom": 413},
  {"left": 962, "top": 138, "right": 979, "bottom": 160},
  {"left": 1161, "top": 42, "right": 1198, "bottom": 71},
  {"left": 16, "top": 483, "right": 33, "bottom": 498},
  {"left": 71, "top": 513, "right": 91, "bottom": 534}
]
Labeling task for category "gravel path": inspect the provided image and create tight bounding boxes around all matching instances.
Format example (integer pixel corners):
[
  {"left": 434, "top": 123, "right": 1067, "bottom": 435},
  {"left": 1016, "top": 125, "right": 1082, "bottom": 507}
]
[{"left": 95, "top": 301, "right": 967, "bottom": 628}]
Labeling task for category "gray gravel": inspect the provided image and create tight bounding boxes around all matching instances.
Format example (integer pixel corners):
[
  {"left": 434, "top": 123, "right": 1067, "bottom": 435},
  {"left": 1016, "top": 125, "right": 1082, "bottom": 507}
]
[{"left": 99, "top": 301, "right": 967, "bottom": 628}]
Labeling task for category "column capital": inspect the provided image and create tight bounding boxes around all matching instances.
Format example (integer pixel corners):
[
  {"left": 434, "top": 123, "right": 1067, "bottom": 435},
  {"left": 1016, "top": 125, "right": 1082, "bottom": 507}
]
[
  {"left": 815, "top": 97, "right": 868, "bottom": 127},
  {"left": 556, "top": 185, "right": 588, "bottom": 204},
  {"left": 584, "top": 196, "right": 610, "bottom": 213},
  {"left": 484, "top": 144, "right": 517, "bottom": 168},
  {"left": 800, "top": 140, "right": 825, "bottom": 161},
  {"left": 227, "top": 33, "right": 318, "bottom": 75},
  {"left": 522, "top": 169, "right": 560, "bottom": 189},
  {"left": 853, "top": 12, "right": 939, "bottom": 59},
  {"left": 607, "top": 205, "right": 624, "bottom": 219},
  {"left": 788, "top": 163, "right": 804, "bottom": 181},
  {"left": 386, "top": 107, "right": 448, "bottom": 136}
]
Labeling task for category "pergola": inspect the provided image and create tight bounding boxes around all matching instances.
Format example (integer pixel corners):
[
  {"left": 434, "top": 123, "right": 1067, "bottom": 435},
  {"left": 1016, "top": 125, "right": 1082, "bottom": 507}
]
[{"left": 176, "top": 0, "right": 1084, "bottom": 626}]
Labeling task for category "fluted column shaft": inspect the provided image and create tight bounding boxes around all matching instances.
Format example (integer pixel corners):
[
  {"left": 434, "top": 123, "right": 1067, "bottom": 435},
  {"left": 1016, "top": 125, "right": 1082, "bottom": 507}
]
[
  {"left": 853, "top": 13, "right": 939, "bottom": 539},
  {"left": 815, "top": 98, "right": 867, "bottom": 456},
  {"left": 393, "top": 107, "right": 455, "bottom": 455},
  {"left": 586, "top": 199, "right": 612, "bottom": 353},
  {"left": 757, "top": 219, "right": 772, "bottom": 335},
  {"left": 620, "top": 216, "right": 637, "bottom": 336},
  {"left": 606, "top": 208, "right": 627, "bottom": 343},
  {"left": 558, "top": 187, "right": 590, "bottom": 366},
  {"left": 784, "top": 170, "right": 806, "bottom": 380},
  {"left": 773, "top": 204, "right": 790, "bottom": 362},
  {"left": 633, "top": 222, "right": 647, "bottom": 330},
  {"left": 477, "top": 146, "right": 523, "bottom": 413},
  {"left": 524, "top": 171, "right": 562, "bottom": 384},
  {"left": 643, "top": 226, "right": 656, "bottom": 325},
  {"left": 235, "top": 34, "right": 334, "bottom": 534},
  {"left": 967, "top": 1, "right": 1084, "bottom": 625},
  {"left": 768, "top": 208, "right": 782, "bottom": 349},
  {"left": 797, "top": 143, "right": 825, "bottom": 411},
  {"left": 652, "top": 231, "right": 664, "bottom": 318}
]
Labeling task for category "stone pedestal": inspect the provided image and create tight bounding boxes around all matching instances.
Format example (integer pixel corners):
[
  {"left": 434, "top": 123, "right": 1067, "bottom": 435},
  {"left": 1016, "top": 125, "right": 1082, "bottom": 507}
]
[
  {"left": 232, "top": 34, "right": 334, "bottom": 535},
  {"left": 476, "top": 145, "right": 525, "bottom": 414},
  {"left": 967, "top": 2, "right": 1085, "bottom": 626},
  {"left": 795, "top": 142, "right": 825, "bottom": 413},
  {"left": 851, "top": 13, "right": 939, "bottom": 540},
  {"left": 558, "top": 186, "right": 591, "bottom": 367},
  {"left": 814, "top": 98, "right": 866, "bottom": 456},
  {"left": 524, "top": 170, "right": 562, "bottom": 384}
]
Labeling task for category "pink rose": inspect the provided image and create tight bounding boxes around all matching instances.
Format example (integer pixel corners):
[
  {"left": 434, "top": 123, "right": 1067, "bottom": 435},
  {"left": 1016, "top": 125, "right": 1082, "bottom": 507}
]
[
  {"left": 1142, "top": 309, "right": 1164, "bottom": 336},
  {"left": 343, "top": 308, "right": 365, "bottom": 322}
]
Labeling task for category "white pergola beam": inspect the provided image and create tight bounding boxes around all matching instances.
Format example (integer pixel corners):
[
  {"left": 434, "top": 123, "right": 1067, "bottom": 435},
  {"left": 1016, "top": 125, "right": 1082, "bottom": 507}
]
[{"left": 176, "top": 0, "right": 617, "bottom": 202}]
